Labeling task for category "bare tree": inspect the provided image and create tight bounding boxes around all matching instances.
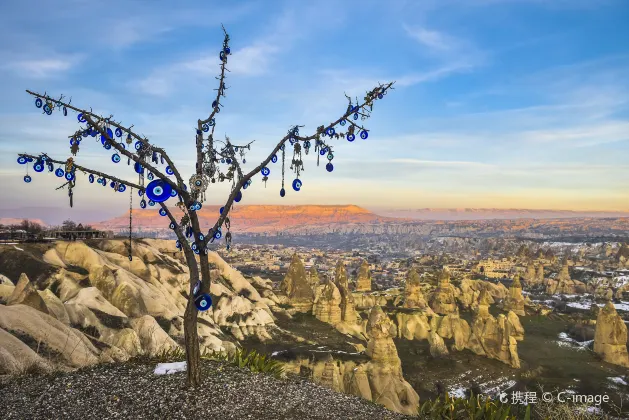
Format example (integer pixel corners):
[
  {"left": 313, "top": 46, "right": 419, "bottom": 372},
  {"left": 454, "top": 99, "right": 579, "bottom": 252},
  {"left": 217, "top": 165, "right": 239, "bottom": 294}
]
[{"left": 14, "top": 27, "right": 394, "bottom": 387}]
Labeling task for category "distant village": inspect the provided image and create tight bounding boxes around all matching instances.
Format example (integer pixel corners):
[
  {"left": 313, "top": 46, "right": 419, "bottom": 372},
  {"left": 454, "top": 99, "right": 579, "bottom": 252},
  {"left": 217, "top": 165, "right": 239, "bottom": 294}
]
[{"left": 0, "top": 219, "right": 113, "bottom": 242}]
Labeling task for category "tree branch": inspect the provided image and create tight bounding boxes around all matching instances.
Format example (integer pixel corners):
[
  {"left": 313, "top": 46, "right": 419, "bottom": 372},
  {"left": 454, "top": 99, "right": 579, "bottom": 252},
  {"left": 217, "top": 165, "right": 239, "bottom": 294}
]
[
  {"left": 17, "top": 153, "right": 143, "bottom": 190},
  {"left": 201, "top": 81, "right": 394, "bottom": 247},
  {"left": 25, "top": 90, "right": 188, "bottom": 198}
]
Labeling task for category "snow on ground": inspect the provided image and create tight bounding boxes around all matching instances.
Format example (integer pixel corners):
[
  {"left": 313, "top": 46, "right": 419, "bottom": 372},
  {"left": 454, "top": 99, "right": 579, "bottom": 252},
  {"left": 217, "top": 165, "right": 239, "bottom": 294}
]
[
  {"left": 555, "top": 332, "right": 593, "bottom": 351},
  {"left": 565, "top": 299, "right": 629, "bottom": 312},
  {"left": 13, "top": 245, "right": 23, "bottom": 251},
  {"left": 154, "top": 361, "right": 187, "bottom": 375},
  {"left": 608, "top": 377, "right": 628, "bottom": 386},
  {"left": 448, "top": 387, "right": 467, "bottom": 398}
]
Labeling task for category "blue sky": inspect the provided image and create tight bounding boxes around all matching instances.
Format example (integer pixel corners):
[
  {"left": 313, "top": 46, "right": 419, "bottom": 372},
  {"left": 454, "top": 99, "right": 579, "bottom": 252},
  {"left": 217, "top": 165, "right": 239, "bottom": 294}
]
[{"left": 0, "top": 0, "right": 628, "bottom": 223}]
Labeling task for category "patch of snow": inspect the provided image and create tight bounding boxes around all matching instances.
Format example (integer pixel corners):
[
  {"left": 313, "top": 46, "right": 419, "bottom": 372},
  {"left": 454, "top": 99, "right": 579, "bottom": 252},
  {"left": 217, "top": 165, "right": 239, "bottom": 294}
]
[
  {"left": 154, "top": 361, "right": 186, "bottom": 375},
  {"left": 608, "top": 377, "right": 628, "bottom": 386},
  {"left": 566, "top": 301, "right": 593, "bottom": 310},
  {"left": 555, "top": 332, "right": 592, "bottom": 351},
  {"left": 271, "top": 350, "right": 285, "bottom": 357},
  {"left": 448, "top": 387, "right": 467, "bottom": 398},
  {"left": 13, "top": 245, "right": 24, "bottom": 251}
]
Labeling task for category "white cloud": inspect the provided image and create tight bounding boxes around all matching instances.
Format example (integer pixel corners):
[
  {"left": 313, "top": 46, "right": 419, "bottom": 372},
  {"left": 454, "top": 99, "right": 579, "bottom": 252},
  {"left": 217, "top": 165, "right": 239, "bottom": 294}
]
[
  {"left": 229, "top": 42, "right": 281, "bottom": 76},
  {"left": 3, "top": 55, "right": 82, "bottom": 78},
  {"left": 404, "top": 25, "right": 456, "bottom": 52}
]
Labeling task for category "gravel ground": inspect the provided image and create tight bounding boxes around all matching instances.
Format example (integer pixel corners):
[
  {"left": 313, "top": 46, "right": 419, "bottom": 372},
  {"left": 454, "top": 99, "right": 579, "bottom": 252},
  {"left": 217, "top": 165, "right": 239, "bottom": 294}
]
[{"left": 0, "top": 360, "right": 413, "bottom": 420}]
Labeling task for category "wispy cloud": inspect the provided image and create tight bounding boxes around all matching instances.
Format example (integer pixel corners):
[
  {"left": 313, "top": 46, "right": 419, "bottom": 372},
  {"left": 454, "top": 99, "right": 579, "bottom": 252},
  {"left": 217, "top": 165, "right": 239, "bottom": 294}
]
[
  {"left": 404, "top": 26, "right": 458, "bottom": 52},
  {"left": 2, "top": 54, "right": 83, "bottom": 79}
]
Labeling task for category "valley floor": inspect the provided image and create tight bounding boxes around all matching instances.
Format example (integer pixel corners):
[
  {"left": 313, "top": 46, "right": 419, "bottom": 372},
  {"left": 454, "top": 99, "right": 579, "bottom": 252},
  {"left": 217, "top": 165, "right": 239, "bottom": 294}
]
[{"left": 0, "top": 359, "right": 411, "bottom": 420}]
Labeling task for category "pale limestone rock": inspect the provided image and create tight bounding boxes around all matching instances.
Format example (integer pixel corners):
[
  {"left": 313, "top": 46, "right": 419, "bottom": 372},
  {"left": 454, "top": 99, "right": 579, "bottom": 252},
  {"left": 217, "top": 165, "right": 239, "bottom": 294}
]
[
  {"left": 6, "top": 273, "right": 49, "bottom": 314},
  {"left": 402, "top": 269, "right": 429, "bottom": 310},
  {"left": 0, "top": 274, "right": 12, "bottom": 285},
  {"left": 436, "top": 313, "right": 470, "bottom": 351},
  {"left": 546, "top": 262, "right": 586, "bottom": 295},
  {"left": 594, "top": 302, "right": 629, "bottom": 367},
  {"left": 335, "top": 261, "right": 359, "bottom": 323},
  {"left": 429, "top": 270, "right": 458, "bottom": 315},
  {"left": 0, "top": 304, "right": 99, "bottom": 367},
  {"left": 38, "top": 289, "right": 70, "bottom": 324},
  {"left": 66, "top": 287, "right": 127, "bottom": 319},
  {"left": 428, "top": 331, "right": 449, "bottom": 357},
  {"left": 355, "top": 260, "right": 372, "bottom": 292},
  {"left": 129, "top": 315, "right": 179, "bottom": 357},
  {"left": 307, "top": 266, "right": 320, "bottom": 290},
  {"left": 396, "top": 312, "right": 431, "bottom": 341},
  {"left": 466, "top": 309, "right": 523, "bottom": 368},
  {"left": 0, "top": 327, "right": 52, "bottom": 374},
  {"left": 503, "top": 275, "right": 526, "bottom": 316},
  {"left": 366, "top": 306, "right": 401, "bottom": 368},
  {"left": 280, "top": 254, "right": 314, "bottom": 312},
  {"left": 100, "top": 328, "right": 143, "bottom": 357},
  {"left": 0, "top": 284, "right": 15, "bottom": 304}
]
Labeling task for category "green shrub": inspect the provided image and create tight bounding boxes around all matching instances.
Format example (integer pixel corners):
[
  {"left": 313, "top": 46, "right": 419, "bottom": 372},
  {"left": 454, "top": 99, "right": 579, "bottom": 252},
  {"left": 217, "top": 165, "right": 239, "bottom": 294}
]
[
  {"left": 418, "top": 393, "right": 530, "bottom": 420},
  {"left": 150, "top": 347, "right": 284, "bottom": 378}
]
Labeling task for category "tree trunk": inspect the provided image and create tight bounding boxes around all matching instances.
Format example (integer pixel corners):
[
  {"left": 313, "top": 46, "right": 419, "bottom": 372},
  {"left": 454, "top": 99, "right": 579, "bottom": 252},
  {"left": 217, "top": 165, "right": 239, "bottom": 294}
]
[
  {"left": 184, "top": 290, "right": 201, "bottom": 387},
  {"left": 181, "top": 245, "right": 202, "bottom": 387}
]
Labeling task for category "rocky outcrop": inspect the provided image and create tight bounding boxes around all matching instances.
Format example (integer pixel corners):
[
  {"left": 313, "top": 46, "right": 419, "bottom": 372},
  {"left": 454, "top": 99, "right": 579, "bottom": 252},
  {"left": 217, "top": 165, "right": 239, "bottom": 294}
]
[
  {"left": 435, "top": 314, "right": 471, "bottom": 352},
  {"left": 0, "top": 304, "right": 100, "bottom": 368},
  {"left": 522, "top": 263, "right": 543, "bottom": 288},
  {"left": 6, "top": 273, "right": 49, "bottom": 314},
  {"left": 503, "top": 276, "right": 526, "bottom": 316},
  {"left": 428, "top": 270, "right": 458, "bottom": 315},
  {"left": 395, "top": 312, "right": 431, "bottom": 341},
  {"left": 467, "top": 309, "right": 524, "bottom": 369},
  {"left": 546, "top": 262, "right": 586, "bottom": 295},
  {"left": 0, "top": 239, "right": 281, "bottom": 373},
  {"left": 307, "top": 266, "right": 320, "bottom": 290},
  {"left": 366, "top": 306, "right": 400, "bottom": 368},
  {"left": 280, "top": 254, "right": 314, "bottom": 312},
  {"left": 313, "top": 279, "right": 342, "bottom": 325},
  {"left": 594, "top": 302, "right": 629, "bottom": 367},
  {"left": 334, "top": 261, "right": 358, "bottom": 323},
  {"left": 355, "top": 260, "right": 372, "bottom": 292},
  {"left": 402, "top": 269, "right": 430, "bottom": 311}
]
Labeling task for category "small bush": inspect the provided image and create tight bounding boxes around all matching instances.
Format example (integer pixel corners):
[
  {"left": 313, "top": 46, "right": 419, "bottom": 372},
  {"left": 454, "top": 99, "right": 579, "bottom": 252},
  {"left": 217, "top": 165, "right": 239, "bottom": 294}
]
[
  {"left": 150, "top": 347, "right": 284, "bottom": 378},
  {"left": 418, "top": 393, "right": 529, "bottom": 420}
]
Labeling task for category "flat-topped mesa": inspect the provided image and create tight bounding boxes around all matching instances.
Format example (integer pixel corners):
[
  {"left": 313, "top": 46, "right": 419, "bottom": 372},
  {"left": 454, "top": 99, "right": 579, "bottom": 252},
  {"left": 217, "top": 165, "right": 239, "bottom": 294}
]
[
  {"left": 402, "top": 268, "right": 430, "bottom": 311},
  {"left": 334, "top": 261, "right": 359, "bottom": 323},
  {"left": 313, "top": 278, "right": 343, "bottom": 325},
  {"left": 594, "top": 302, "right": 629, "bottom": 367},
  {"left": 280, "top": 253, "right": 314, "bottom": 312},
  {"left": 503, "top": 275, "right": 526, "bottom": 316},
  {"left": 366, "top": 305, "right": 401, "bottom": 369},
  {"left": 307, "top": 266, "right": 320, "bottom": 290},
  {"left": 428, "top": 269, "right": 458, "bottom": 315},
  {"left": 355, "top": 260, "right": 372, "bottom": 292}
]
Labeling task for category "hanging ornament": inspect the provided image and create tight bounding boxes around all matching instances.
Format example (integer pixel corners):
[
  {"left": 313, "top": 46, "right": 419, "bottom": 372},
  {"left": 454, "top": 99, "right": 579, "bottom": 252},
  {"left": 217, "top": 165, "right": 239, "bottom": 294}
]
[
  {"left": 292, "top": 178, "right": 302, "bottom": 191},
  {"left": 115, "top": 127, "right": 123, "bottom": 138},
  {"left": 112, "top": 153, "right": 121, "bottom": 163},
  {"left": 128, "top": 187, "right": 133, "bottom": 261},
  {"left": 55, "top": 168, "right": 65, "bottom": 178},
  {"left": 360, "top": 131, "right": 368, "bottom": 140},
  {"left": 145, "top": 179, "right": 172, "bottom": 203},
  {"left": 35, "top": 98, "right": 43, "bottom": 108},
  {"left": 195, "top": 293, "right": 212, "bottom": 311}
]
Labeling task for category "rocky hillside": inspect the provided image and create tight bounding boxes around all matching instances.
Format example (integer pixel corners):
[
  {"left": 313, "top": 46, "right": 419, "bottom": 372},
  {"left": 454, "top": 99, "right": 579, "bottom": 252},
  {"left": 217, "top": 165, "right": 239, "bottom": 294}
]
[
  {"left": 92, "top": 205, "right": 394, "bottom": 234},
  {"left": 0, "top": 239, "right": 279, "bottom": 373}
]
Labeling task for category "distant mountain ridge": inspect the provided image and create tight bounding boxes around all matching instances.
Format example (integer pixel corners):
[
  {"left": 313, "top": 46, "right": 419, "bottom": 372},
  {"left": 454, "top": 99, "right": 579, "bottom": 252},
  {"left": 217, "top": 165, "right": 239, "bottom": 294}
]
[
  {"left": 93, "top": 204, "right": 391, "bottom": 233},
  {"left": 368, "top": 208, "right": 629, "bottom": 220}
]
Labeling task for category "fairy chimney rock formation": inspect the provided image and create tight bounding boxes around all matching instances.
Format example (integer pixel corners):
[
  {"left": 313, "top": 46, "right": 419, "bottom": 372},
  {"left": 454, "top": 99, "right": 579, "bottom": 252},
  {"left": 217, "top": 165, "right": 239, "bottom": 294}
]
[
  {"left": 307, "top": 266, "right": 320, "bottom": 290},
  {"left": 503, "top": 275, "right": 526, "bottom": 316},
  {"left": 429, "top": 269, "right": 458, "bottom": 315},
  {"left": 334, "top": 261, "right": 359, "bottom": 323},
  {"left": 355, "top": 260, "right": 372, "bottom": 292},
  {"left": 280, "top": 253, "right": 314, "bottom": 311},
  {"left": 313, "top": 279, "right": 343, "bottom": 325},
  {"left": 402, "top": 268, "right": 429, "bottom": 310},
  {"left": 6, "top": 273, "right": 49, "bottom": 315},
  {"left": 366, "top": 305, "right": 401, "bottom": 369},
  {"left": 546, "top": 262, "right": 586, "bottom": 295},
  {"left": 594, "top": 302, "right": 629, "bottom": 367}
]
